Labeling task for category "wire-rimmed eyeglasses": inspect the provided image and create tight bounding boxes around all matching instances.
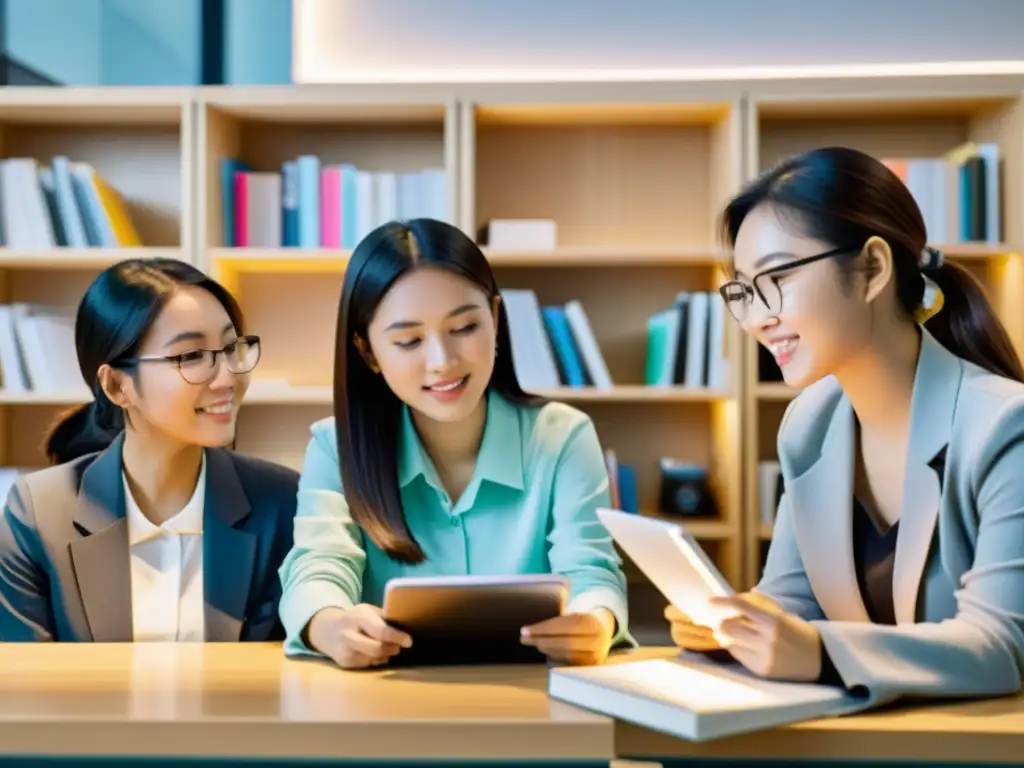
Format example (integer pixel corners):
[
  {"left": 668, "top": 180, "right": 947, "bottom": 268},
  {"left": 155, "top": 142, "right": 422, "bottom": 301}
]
[
  {"left": 718, "top": 245, "right": 860, "bottom": 322},
  {"left": 115, "top": 335, "right": 262, "bottom": 385}
]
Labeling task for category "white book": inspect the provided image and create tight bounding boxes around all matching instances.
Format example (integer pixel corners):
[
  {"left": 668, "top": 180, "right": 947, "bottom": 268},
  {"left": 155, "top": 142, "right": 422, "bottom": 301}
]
[
  {"left": 500, "top": 289, "right": 561, "bottom": 390},
  {"left": 563, "top": 300, "right": 613, "bottom": 389},
  {"left": 0, "top": 305, "right": 28, "bottom": 392},
  {"left": 758, "top": 460, "right": 782, "bottom": 525},
  {"left": 705, "top": 294, "right": 729, "bottom": 390},
  {"left": 355, "top": 171, "right": 376, "bottom": 241},
  {"left": 245, "top": 173, "right": 283, "bottom": 248},
  {"left": 374, "top": 171, "right": 398, "bottom": 226},
  {"left": 486, "top": 219, "right": 557, "bottom": 251},
  {"left": 548, "top": 651, "right": 861, "bottom": 742},
  {"left": 683, "top": 291, "right": 709, "bottom": 388}
]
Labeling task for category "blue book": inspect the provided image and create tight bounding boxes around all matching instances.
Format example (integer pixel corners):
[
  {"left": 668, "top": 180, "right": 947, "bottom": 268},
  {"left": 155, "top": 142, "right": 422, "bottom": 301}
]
[
  {"left": 340, "top": 164, "right": 359, "bottom": 249},
  {"left": 617, "top": 464, "right": 638, "bottom": 514},
  {"left": 281, "top": 161, "right": 299, "bottom": 247},
  {"left": 541, "top": 306, "right": 588, "bottom": 387},
  {"left": 296, "top": 155, "right": 321, "bottom": 248}
]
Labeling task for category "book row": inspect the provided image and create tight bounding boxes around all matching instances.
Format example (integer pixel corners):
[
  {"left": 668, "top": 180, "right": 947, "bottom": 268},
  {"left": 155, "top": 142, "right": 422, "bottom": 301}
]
[
  {"left": 883, "top": 142, "right": 1002, "bottom": 244},
  {"left": 0, "top": 157, "right": 141, "bottom": 250},
  {"left": 220, "top": 156, "right": 449, "bottom": 249}
]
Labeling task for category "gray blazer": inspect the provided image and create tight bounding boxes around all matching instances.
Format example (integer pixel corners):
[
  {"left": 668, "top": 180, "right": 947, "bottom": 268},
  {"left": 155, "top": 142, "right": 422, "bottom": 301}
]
[
  {"left": 760, "top": 328, "right": 1024, "bottom": 707},
  {"left": 0, "top": 433, "right": 299, "bottom": 642}
]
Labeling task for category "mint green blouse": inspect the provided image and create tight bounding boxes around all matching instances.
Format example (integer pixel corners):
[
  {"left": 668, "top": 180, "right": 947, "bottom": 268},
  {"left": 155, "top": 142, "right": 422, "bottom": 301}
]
[{"left": 277, "top": 392, "right": 632, "bottom": 655}]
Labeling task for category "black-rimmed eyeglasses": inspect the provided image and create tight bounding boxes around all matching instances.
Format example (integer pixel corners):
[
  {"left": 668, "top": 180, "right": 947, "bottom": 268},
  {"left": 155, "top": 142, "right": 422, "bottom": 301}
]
[
  {"left": 718, "top": 245, "right": 860, "bottom": 323},
  {"left": 115, "top": 335, "right": 262, "bottom": 385}
]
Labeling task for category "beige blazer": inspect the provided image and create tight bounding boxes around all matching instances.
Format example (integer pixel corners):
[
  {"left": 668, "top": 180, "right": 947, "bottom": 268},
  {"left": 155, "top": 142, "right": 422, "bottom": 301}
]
[
  {"left": 760, "top": 328, "right": 1024, "bottom": 707},
  {"left": 0, "top": 433, "right": 299, "bottom": 642}
]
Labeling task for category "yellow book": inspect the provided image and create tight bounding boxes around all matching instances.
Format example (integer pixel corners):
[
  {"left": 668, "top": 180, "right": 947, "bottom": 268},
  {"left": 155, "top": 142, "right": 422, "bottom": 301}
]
[{"left": 92, "top": 172, "right": 142, "bottom": 246}]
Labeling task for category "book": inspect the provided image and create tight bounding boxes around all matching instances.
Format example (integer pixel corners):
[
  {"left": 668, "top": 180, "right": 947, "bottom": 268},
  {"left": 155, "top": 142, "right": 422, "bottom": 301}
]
[{"left": 548, "top": 651, "right": 863, "bottom": 742}]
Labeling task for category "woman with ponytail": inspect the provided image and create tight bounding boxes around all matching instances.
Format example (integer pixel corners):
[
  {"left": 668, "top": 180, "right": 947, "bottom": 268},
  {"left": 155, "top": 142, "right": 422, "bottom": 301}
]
[
  {"left": 0, "top": 258, "right": 298, "bottom": 642},
  {"left": 666, "top": 146, "right": 1024, "bottom": 709}
]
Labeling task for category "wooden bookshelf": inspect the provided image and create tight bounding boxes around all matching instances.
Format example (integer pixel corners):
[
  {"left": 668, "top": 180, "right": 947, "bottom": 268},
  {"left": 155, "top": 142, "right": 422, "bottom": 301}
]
[
  {"left": 460, "top": 97, "right": 745, "bottom": 632},
  {"left": 0, "top": 87, "right": 192, "bottom": 469},
  {"left": 197, "top": 88, "right": 459, "bottom": 472},
  {"left": 742, "top": 89, "right": 1024, "bottom": 588},
  {"left": 3, "top": 78, "right": 1024, "bottom": 635}
]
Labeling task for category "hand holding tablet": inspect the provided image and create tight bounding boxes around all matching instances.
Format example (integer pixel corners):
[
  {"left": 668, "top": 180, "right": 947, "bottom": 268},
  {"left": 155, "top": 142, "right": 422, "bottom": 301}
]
[
  {"left": 306, "top": 604, "right": 414, "bottom": 669},
  {"left": 520, "top": 607, "right": 617, "bottom": 667},
  {"left": 596, "top": 508, "right": 738, "bottom": 644},
  {"left": 380, "top": 573, "right": 571, "bottom": 667}
]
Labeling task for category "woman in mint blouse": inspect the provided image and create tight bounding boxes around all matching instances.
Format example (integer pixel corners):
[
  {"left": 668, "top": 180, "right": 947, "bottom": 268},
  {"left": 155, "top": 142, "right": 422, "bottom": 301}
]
[{"left": 278, "top": 218, "right": 631, "bottom": 669}]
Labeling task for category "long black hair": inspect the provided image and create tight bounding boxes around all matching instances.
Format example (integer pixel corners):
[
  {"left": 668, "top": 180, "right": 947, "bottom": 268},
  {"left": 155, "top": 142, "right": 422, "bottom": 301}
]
[
  {"left": 44, "top": 257, "right": 245, "bottom": 465},
  {"left": 335, "top": 218, "right": 544, "bottom": 563},
  {"left": 721, "top": 146, "right": 1023, "bottom": 383}
]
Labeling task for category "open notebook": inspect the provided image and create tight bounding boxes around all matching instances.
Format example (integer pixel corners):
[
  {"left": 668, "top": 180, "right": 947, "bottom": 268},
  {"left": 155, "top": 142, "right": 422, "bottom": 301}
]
[{"left": 548, "top": 651, "right": 863, "bottom": 742}]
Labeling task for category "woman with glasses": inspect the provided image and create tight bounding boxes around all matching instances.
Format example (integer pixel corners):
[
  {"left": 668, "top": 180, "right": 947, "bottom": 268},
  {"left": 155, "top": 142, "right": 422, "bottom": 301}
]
[
  {"left": 0, "top": 257, "right": 299, "bottom": 643},
  {"left": 667, "top": 146, "right": 1024, "bottom": 708}
]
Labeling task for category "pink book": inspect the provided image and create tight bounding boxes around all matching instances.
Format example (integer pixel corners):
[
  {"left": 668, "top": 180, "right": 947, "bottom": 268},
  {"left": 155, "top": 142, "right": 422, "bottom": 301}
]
[
  {"left": 321, "top": 167, "right": 341, "bottom": 248},
  {"left": 233, "top": 171, "right": 248, "bottom": 247}
]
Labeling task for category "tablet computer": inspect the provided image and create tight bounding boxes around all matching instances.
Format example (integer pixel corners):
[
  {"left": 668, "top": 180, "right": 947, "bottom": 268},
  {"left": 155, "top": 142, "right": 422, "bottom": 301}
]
[
  {"left": 596, "top": 508, "right": 737, "bottom": 639},
  {"left": 381, "top": 574, "right": 569, "bottom": 667}
]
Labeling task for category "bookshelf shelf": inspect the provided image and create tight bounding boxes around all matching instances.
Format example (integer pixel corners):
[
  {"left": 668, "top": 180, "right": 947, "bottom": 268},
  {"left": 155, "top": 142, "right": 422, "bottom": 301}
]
[
  {"left": 243, "top": 383, "right": 732, "bottom": 405},
  {"left": 0, "top": 247, "right": 181, "bottom": 270},
  {"left": 0, "top": 391, "right": 88, "bottom": 405},
  {"left": 483, "top": 246, "right": 727, "bottom": 267},
  {"left": 756, "top": 383, "right": 798, "bottom": 402},
  {"left": 210, "top": 245, "right": 729, "bottom": 277}
]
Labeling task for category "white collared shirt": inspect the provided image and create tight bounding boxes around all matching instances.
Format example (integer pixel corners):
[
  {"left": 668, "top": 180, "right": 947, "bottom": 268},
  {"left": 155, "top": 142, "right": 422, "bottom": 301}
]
[{"left": 124, "top": 452, "right": 206, "bottom": 643}]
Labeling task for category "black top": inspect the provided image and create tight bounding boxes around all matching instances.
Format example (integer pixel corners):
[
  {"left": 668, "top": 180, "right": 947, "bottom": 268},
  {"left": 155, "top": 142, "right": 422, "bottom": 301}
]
[{"left": 816, "top": 497, "right": 898, "bottom": 685}]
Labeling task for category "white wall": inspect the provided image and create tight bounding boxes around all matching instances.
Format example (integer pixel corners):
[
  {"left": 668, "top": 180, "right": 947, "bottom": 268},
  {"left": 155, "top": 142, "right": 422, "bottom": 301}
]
[{"left": 295, "top": 0, "right": 1024, "bottom": 82}]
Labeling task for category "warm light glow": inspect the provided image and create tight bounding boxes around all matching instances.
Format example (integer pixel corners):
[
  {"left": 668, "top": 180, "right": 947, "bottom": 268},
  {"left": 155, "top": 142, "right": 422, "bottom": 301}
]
[{"left": 295, "top": 54, "right": 1024, "bottom": 85}]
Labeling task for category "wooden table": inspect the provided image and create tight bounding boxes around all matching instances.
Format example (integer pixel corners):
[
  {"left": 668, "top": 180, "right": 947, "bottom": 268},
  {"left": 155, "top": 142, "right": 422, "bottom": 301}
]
[
  {"left": 3, "top": 643, "right": 1022, "bottom": 766},
  {"left": 0, "top": 642, "right": 614, "bottom": 765},
  {"left": 608, "top": 649, "right": 1024, "bottom": 766}
]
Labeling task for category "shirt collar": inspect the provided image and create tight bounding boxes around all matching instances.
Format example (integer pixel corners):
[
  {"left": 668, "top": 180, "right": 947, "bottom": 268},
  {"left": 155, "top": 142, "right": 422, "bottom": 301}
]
[
  {"left": 124, "top": 450, "right": 207, "bottom": 546},
  {"left": 397, "top": 391, "right": 525, "bottom": 494}
]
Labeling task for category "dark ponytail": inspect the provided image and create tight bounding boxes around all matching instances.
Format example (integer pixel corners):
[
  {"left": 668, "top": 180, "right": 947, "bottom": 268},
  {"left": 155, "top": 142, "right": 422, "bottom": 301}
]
[
  {"left": 44, "top": 257, "right": 244, "bottom": 465},
  {"left": 721, "top": 146, "right": 1024, "bottom": 383},
  {"left": 923, "top": 257, "right": 1024, "bottom": 382}
]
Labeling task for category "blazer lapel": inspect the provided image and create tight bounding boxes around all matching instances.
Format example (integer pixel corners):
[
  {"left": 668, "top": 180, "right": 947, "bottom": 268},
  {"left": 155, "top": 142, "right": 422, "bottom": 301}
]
[
  {"left": 892, "top": 330, "right": 960, "bottom": 624},
  {"left": 69, "top": 433, "right": 133, "bottom": 642},
  {"left": 202, "top": 448, "right": 255, "bottom": 641},
  {"left": 787, "top": 395, "right": 872, "bottom": 623}
]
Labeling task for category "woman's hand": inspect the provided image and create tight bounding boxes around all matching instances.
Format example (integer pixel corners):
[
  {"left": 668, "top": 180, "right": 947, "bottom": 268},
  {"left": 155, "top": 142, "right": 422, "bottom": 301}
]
[
  {"left": 708, "top": 592, "right": 822, "bottom": 682},
  {"left": 520, "top": 609, "right": 616, "bottom": 666},
  {"left": 664, "top": 604, "right": 724, "bottom": 652},
  {"left": 307, "top": 604, "right": 413, "bottom": 669}
]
